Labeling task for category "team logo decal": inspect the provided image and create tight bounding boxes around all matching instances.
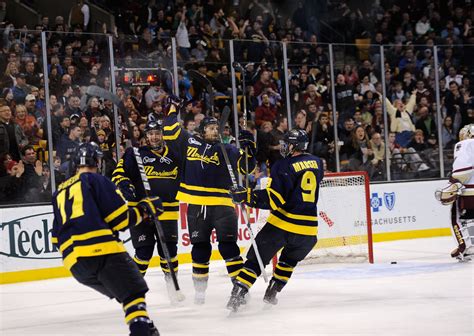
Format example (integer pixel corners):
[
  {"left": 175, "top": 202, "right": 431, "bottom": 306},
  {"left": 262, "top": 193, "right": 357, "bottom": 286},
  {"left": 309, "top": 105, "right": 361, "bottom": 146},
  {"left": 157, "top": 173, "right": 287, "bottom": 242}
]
[{"left": 383, "top": 192, "right": 396, "bottom": 211}]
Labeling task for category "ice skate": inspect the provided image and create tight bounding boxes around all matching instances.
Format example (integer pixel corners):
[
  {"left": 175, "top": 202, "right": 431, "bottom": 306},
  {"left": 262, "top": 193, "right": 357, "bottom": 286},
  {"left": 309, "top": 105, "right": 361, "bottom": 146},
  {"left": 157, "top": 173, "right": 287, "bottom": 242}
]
[
  {"left": 149, "top": 321, "right": 160, "bottom": 336},
  {"left": 263, "top": 279, "right": 284, "bottom": 305},
  {"left": 226, "top": 283, "right": 248, "bottom": 312}
]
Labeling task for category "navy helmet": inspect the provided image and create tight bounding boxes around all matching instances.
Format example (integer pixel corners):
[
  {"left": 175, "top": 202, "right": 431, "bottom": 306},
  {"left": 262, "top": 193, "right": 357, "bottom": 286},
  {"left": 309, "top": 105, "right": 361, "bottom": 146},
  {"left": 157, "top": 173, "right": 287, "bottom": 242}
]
[
  {"left": 144, "top": 119, "right": 163, "bottom": 134},
  {"left": 198, "top": 116, "right": 218, "bottom": 135},
  {"left": 281, "top": 128, "right": 309, "bottom": 157},
  {"left": 74, "top": 142, "right": 103, "bottom": 167}
]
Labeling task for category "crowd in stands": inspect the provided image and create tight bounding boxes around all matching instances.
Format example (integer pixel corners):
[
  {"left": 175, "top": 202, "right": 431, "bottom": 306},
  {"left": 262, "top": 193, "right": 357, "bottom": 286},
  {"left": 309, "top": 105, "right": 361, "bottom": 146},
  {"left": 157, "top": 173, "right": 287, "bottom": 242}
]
[{"left": 1, "top": 0, "right": 473, "bottom": 205}]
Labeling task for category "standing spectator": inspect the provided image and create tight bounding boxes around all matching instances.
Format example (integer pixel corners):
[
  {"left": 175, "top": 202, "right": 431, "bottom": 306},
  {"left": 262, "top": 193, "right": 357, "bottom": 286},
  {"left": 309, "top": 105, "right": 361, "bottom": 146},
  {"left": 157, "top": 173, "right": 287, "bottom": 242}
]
[
  {"left": 57, "top": 124, "right": 81, "bottom": 164},
  {"left": 255, "top": 93, "right": 277, "bottom": 128},
  {"left": 0, "top": 103, "right": 27, "bottom": 161},
  {"left": 335, "top": 74, "right": 356, "bottom": 123},
  {"left": 19, "top": 145, "right": 43, "bottom": 203},
  {"left": 441, "top": 116, "right": 457, "bottom": 149},
  {"left": 415, "top": 106, "right": 437, "bottom": 146},
  {"left": 445, "top": 81, "right": 465, "bottom": 118},
  {"left": 385, "top": 91, "right": 417, "bottom": 147},
  {"left": 176, "top": 6, "right": 191, "bottom": 61},
  {"left": 268, "top": 116, "right": 287, "bottom": 167},
  {"left": 68, "top": 0, "right": 90, "bottom": 30},
  {"left": 12, "top": 73, "right": 29, "bottom": 104}
]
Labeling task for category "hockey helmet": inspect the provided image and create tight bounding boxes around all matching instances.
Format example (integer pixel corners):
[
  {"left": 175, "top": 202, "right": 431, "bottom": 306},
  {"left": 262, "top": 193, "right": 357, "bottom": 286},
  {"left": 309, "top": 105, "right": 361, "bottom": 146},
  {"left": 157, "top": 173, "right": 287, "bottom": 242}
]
[
  {"left": 73, "top": 142, "right": 103, "bottom": 168},
  {"left": 144, "top": 119, "right": 163, "bottom": 134},
  {"left": 459, "top": 124, "right": 474, "bottom": 141},
  {"left": 281, "top": 128, "right": 309, "bottom": 157},
  {"left": 198, "top": 116, "right": 218, "bottom": 135}
]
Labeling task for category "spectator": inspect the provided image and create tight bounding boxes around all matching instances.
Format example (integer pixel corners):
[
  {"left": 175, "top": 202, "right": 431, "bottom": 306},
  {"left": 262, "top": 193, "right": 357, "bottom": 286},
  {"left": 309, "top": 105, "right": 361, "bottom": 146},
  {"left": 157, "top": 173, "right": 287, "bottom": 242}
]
[
  {"left": 0, "top": 153, "right": 25, "bottom": 204},
  {"left": 415, "top": 106, "right": 437, "bottom": 146},
  {"left": 57, "top": 124, "right": 81, "bottom": 164},
  {"left": 255, "top": 93, "right": 277, "bottom": 128},
  {"left": 68, "top": 0, "right": 90, "bottom": 31},
  {"left": 385, "top": 91, "right": 417, "bottom": 147},
  {"left": 441, "top": 115, "right": 457, "bottom": 149},
  {"left": 12, "top": 73, "right": 29, "bottom": 104},
  {"left": 268, "top": 115, "right": 288, "bottom": 166},
  {"left": 335, "top": 74, "right": 356, "bottom": 122},
  {"left": 341, "top": 125, "right": 375, "bottom": 174},
  {"left": 19, "top": 145, "right": 43, "bottom": 203},
  {"left": 14, "top": 104, "right": 41, "bottom": 145},
  {"left": 0, "top": 103, "right": 27, "bottom": 161}
]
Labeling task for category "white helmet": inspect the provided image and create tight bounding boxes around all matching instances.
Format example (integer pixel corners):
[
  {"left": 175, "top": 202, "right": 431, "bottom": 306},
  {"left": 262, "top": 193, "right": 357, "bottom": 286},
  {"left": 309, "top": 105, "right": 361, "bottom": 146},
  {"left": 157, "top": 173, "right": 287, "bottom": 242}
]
[{"left": 459, "top": 124, "right": 474, "bottom": 141}]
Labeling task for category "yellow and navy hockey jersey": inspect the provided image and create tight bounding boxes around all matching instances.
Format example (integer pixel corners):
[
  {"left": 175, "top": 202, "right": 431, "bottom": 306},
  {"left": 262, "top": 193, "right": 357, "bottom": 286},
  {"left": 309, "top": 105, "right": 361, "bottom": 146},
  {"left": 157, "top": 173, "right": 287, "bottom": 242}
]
[
  {"left": 252, "top": 153, "right": 324, "bottom": 235},
  {"left": 112, "top": 145, "right": 182, "bottom": 221},
  {"left": 51, "top": 172, "right": 143, "bottom": 269},
  {"left": 163, "top": 108, "right": 256, "bottom": 207}
]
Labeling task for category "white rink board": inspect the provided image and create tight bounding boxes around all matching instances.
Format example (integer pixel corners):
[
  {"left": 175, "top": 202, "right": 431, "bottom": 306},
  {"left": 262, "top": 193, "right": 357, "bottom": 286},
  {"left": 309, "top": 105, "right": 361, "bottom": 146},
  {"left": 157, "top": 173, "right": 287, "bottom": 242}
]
[{"left": 0, "top": 179, "right": 451, "bottom": 275}]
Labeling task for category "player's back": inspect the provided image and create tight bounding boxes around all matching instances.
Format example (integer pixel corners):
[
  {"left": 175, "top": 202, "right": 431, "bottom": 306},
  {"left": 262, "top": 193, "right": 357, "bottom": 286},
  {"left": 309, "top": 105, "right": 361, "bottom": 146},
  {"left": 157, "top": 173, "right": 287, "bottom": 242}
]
[
  {"left": 52, "top": 172, "right": 128, "bottom": 269},
  {"left": 265, "top": 153, "right": 324, "bottom": 236}
]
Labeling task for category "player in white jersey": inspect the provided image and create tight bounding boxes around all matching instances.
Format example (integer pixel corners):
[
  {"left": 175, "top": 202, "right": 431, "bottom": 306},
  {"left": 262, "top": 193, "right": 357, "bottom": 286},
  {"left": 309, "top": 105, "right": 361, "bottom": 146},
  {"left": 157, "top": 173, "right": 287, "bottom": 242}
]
[{"left": 436, "top": 124, "right": 474, "bottom": 261}]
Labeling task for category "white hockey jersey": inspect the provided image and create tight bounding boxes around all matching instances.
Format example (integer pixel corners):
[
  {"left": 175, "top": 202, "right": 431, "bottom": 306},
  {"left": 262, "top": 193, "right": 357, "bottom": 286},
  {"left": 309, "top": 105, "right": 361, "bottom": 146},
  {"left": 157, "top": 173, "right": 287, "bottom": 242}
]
[{"left": 452, "top": 139, "right": 474, "bottom": 196}]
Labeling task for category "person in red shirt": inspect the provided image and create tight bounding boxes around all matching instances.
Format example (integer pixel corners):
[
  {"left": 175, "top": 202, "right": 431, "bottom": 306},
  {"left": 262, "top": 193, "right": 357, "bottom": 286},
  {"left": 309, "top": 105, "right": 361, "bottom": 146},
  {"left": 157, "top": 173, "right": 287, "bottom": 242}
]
[{"left": 255, "top": 93, "right": 277, "bottom": 128}]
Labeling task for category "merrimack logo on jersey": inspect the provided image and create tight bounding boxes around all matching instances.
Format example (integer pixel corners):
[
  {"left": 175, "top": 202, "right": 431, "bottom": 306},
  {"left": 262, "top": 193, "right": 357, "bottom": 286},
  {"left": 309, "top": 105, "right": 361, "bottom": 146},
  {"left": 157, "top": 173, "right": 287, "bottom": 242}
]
[
  {"left": 144, "top": 166, "right": 179, "bottom": 179},
  {"left": 186, "top": 147, "right": 220, "bottom": 165}
]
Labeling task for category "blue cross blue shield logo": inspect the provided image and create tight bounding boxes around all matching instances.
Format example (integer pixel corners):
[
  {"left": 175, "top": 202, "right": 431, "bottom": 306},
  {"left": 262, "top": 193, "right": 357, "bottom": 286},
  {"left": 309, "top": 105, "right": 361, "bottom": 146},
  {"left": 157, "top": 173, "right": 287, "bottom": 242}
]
[{"left": 383, "top": 192, "right": 396, "bottom": 211}]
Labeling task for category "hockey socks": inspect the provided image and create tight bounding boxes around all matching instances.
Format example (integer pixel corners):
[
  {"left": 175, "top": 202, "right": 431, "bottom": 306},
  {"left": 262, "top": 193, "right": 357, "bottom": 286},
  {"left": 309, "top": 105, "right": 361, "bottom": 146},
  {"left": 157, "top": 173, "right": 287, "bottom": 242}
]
[
  {"left": 160, "top": 256, "right": 178, "bottom": 275},
  {"left": 123, "top": 297, "right": 159, "bottom": 336},
  {"left": 235, "top": 267, "right": 258, "bottom": 289},
  {"left": 192, "top": 261, "right": 209, "bottom": 304},
  {"left": 225, "top": 256, "right": 244, "bottom": 279},
  {"left": 273, "top": 261, "right": 294, "bottom": 284},
  {"left": 133, "top": 256, "right": 150, "bottom": 275}
]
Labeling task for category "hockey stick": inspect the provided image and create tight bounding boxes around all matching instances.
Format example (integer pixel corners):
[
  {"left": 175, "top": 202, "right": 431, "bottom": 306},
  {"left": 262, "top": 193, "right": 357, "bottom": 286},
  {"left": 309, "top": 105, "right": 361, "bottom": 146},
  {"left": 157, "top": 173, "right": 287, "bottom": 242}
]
[
  {"left": 187, "top": 69, "right": 214, "bottom": 116},
  {"left": 132, "top": 146, "right": 185, "bottom": 300},
  {"left": 219, "top": 107, "right": 268, "bottom": 283}
]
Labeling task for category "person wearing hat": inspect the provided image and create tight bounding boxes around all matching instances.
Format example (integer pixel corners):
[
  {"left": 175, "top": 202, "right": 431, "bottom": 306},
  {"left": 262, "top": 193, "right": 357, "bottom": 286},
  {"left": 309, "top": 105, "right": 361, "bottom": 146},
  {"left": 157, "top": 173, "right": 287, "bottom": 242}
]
[{"left": 12, "top": 73, "right": 28, "bottom": 104}]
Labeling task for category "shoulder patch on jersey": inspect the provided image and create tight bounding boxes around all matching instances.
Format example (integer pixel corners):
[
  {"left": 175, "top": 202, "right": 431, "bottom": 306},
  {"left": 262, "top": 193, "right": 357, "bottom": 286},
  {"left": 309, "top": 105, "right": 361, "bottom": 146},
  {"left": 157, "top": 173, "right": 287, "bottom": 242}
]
[{"left": 189, "top": 137, "right": 202, "bottom": 146}]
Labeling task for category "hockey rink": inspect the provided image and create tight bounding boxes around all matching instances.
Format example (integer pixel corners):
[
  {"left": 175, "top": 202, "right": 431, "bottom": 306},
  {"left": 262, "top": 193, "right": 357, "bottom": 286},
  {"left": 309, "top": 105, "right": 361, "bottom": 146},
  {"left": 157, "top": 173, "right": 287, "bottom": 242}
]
[{"left": 1, "top": 236, "right": 473, "bottom": 336}]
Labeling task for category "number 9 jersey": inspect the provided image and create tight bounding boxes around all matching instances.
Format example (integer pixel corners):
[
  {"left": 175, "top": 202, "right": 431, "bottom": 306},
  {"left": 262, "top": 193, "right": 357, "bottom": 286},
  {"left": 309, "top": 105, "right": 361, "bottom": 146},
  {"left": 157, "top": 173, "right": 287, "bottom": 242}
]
[{"left": 252, "top": 153, "right": 324, "bottom": 236}]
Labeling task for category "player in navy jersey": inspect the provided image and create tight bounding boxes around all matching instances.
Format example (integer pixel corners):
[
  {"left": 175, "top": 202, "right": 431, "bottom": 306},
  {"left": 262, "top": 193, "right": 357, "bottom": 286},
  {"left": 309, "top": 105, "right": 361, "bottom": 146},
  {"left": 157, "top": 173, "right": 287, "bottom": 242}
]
[
  {"left": 112, "top": 119, "right": 184, "bottom": 303},
  {"left": 227, "top": 129, "right": 324, "bottom": 311},
  {"left": 51, "top": 142, "right": 163, "bottom": 336},
  {"left": 163, "top": 104, "right": 256, "bottom": 304}
]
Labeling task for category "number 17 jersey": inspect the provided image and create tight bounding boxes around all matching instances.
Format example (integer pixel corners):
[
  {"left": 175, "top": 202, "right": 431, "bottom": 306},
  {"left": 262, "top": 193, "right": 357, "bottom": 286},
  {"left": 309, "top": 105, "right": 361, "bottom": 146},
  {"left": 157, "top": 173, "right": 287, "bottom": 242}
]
[{"left": 255, "top": 153, "right": 324, "bottom": 236}]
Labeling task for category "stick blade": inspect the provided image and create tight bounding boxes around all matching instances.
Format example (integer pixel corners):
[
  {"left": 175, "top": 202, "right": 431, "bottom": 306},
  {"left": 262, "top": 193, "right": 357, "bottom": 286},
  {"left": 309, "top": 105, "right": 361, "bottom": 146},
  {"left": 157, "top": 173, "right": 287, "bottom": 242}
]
[{"left": 219, "top": 106, "right": 231, "bottom": 135}]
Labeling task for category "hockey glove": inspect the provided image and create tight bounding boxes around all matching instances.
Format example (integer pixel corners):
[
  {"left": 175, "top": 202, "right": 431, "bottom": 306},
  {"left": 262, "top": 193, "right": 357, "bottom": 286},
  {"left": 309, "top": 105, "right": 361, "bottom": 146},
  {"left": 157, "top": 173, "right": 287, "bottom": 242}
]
[
  {"left": 238, "top": 130, "right": 257, "bottom": 157},
  {"left": 117, "top": 180, "right": 136, "bottom": 201},
  {"left": 138, "top": 196, "right": 164, "bottom": 217},
  {"left": 230, "top": 185, "right": 251, "bottom": 204}
]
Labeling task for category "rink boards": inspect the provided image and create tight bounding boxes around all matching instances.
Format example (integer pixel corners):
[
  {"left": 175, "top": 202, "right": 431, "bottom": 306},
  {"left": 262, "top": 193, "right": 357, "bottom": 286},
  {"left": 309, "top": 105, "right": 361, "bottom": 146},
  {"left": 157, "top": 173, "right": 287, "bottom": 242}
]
[{"left": 0, "top": 179, "right": 451, "bottom": 284}]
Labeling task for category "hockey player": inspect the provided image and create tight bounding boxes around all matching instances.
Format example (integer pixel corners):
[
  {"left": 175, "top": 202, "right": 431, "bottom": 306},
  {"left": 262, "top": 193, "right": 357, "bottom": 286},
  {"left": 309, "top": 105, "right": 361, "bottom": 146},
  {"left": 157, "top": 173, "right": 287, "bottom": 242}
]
[
  {"left": 227, "top": 129, "right": 324, "bottom": 311},
  {"left": 436, "top": 124, "right": 474, "bottom": 261},
  {"left": 51, "top": 142, "right": 163, "bottom": 336},
  {"left": 112, "top": 119, "right": 183, "bottom": 303},
  {"left": 163, "top": 103, "right": 256, "bottom": 304}
]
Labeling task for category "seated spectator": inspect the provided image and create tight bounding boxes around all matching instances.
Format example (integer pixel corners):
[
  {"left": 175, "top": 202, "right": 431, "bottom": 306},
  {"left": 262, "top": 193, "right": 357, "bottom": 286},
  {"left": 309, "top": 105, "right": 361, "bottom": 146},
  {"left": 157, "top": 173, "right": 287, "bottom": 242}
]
[
  {"left": 385, "top": 91, "right": 416, "bottom": 147},
  {"left": 255, "top": 93, "right": 277, "bottom": 128},
  {"left": 341, "top": 125, "right": 375, "bottom": 175},
  {"left": 0, "top": 153, "right": 25, "bottom": 204},
  {"left": 359, "top": 75, "right": 376, "bottom": 95},
  {"left": 14, "top": 104, "right": 42, "bottom": 145}
]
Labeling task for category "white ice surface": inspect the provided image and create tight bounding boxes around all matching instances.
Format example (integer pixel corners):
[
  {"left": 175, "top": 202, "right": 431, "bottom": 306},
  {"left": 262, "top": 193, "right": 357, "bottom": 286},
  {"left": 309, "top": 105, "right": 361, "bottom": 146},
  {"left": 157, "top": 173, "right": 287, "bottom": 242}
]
[{"left": 1, "top": 236, "right": 473, "bottom": 336}]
